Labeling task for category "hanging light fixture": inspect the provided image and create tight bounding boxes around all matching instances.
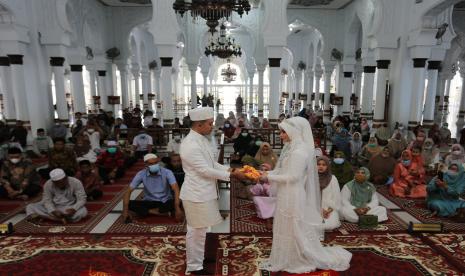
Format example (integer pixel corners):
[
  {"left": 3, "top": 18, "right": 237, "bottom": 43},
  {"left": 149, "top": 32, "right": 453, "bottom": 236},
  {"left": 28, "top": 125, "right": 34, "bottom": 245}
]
[
  {"left": 221, "top": 61, "right": 237, "bottom": 83},
  {"left": 173, "top": 0, "right": 251, "bottom": 34},
  {"left": 205, "top": 23, "right": 242, "bottom": 59}
]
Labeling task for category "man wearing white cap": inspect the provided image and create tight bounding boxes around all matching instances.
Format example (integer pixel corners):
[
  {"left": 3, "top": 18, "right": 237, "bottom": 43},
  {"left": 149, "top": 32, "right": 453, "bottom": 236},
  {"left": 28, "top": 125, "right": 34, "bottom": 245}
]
[
  {"left": 26, "top": 168, "right": 87, "bottom": 224},
  {"left": 180, "top": 107, "right": 247, "bottom": 275}
]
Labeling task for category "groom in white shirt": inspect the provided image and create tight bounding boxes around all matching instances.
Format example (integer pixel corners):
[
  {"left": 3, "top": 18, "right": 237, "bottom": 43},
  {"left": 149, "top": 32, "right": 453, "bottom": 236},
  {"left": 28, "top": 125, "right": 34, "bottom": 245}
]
[{"left": 180, "top": 107, "right": 246, "bottom": 275}]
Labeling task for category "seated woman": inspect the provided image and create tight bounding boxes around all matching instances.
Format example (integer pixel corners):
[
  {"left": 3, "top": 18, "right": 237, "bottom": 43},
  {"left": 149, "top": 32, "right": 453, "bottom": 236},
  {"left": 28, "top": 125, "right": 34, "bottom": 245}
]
[
  {"left": 317, "top": 156, "right": 341, "bottom": 230},
  {"left": 387, "top": 131, "right": 408, "bottom": 159},
  {"left": 358, "top": 137, "right": 383, "bottom": 167},
  {"left": 340, "top": 167, "right": 388, "bottom": 223},
  {"left": 233, "top": 128, "right": 253, "bottom": 158},
  {"left": 254, "top": 142, "right": 278, "bottom": 170},
  {"left": 427, "top": 163, "right": 465, "bottom": 217},
  {"left": 331, "top": 151, "right": 354, "bottom": 189},
  {"left": 390, "top": 150, "right": 427, "bottom": 198},
  {"left": 349, "top": 132, "right": 363, "bottom": 166},
  {"left": 444, "top": 144, "right": 465, "bottom": 167},
  {"left": 421, "top": 138, "right": 440, "bottom": 170},
  {"left": 367, "top": 147, "right": 397, "bottom": 185}
]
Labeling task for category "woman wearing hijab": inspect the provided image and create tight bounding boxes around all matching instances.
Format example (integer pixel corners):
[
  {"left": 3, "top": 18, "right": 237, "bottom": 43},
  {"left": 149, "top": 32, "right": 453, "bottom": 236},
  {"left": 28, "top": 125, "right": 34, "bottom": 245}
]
[
  {"left": 317, "top": 156, "right": 342, "bottom": 230},
  {"left": 215, "top": 113, "right": 226, "bottom": 129},
  {"left": 444, "top": 144, "right": 465, "bottom": 167},
  {"left": 331, "top": 151, "right": 354, "bottom": 189},
  {"left": 223, "top": 120, "right": 236, "bottom": 140},
  {"left": 340, "top": 167, "right": 388, "bottom": 223},
  {"left": 421, "top": 138, "right": 440, "bottom": 168},
  {"left": 227, "top": 111, "right": 236, "bottom": 126},
  {"left": 427, "top": 163, "right": 465, "bottom": 217},
  {"left": 390, "top": 150, "right": 427, "bottom": 198},
  {"left": 387, "top": 131, "right": 408, "bottom": 159},
  {"left": 259, "top": 117, "right": 351, "bottom": 273},
  {"left": 262, "top": 118, "right": 271, "bottom": 129},
  {"left": 360, "top": 118, "right": 371, "bottom": 143},
  {"left": 233, "top": 129, "right": 253, "bottom": 157},
  {"left": 375, "top": 123, "right": 391, "bottom": 146},
  {"left": 358, "top": 137, "right": 382, "bottom": 167},
  {"left": 331, "top": 126, "right": 351, "bottom": 160},
  {"left": 255, "top": 142, "right": 278, "bottom": 170},
  {"left": 349, "top": 132, "right": 363, "bottom": 165},
  {"left": 368, "top": 147, "right": 397, "bottom": 185},
  {"left": 408, "top": 130, "right": 426, "bottom": 149}
]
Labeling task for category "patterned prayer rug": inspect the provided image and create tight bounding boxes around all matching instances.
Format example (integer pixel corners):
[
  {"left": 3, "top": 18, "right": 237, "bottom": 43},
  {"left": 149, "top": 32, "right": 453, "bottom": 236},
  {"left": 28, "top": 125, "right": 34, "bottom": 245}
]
[
  {"left": 420, "top": 232, "right": 465, "bottom": 273},
  {"left": 231, "top": 181, "right": 407, "bottom": 234},
  {"left": 215, "top": 233, "right": 462, "bottom": 276},
  {"left": 377, "top": 185, "right": 465, "bottom": 231}
]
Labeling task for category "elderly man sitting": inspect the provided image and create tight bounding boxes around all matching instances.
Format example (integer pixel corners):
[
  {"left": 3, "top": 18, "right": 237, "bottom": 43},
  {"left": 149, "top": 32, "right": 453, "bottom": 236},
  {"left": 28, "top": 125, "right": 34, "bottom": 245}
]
[
  {"left": 26, "top": 168, "right": 87, "bottom": 224},
  {"left": 122, "top": 153, "right": 183, "bottom": 223}
]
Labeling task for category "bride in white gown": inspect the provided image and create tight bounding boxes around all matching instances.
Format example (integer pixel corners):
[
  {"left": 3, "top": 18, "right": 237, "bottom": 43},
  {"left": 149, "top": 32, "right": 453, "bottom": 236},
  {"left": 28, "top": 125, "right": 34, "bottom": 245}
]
[{"left": 259, "top": 116, "right": 352, "bottom": 273}]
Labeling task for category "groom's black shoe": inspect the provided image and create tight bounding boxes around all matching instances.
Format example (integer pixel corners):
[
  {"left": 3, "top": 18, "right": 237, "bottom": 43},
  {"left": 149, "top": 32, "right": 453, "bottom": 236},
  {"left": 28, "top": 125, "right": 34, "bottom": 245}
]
[{"left": 187, "top": 268, "right": 214, "bottom": 275}]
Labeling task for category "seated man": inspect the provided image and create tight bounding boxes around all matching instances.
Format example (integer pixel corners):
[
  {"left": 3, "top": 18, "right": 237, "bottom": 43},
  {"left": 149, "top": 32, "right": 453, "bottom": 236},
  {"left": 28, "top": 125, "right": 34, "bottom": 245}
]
[
  {"left": 132, "top": 130, "right": 153, "bottom": 160},
  {"left": 122, "top": 154, "right": 182, "bottom": 222},
  {"left": 165, "top": 153, "right": 185, "bottom": 189},
  {"left": 96, "top": 141, "right": 125, "bottom": 184},
  {"left": 31, "top": 128, "right": 54, "bottom": 158},
  {"left": 166, "top": 134, "right": 182, "bottom": 154},
  {"left": 47, "top": 138, "right": 78, "bottom": 177},
  {"left": 26, "top": 168, "right": 87, "bottom": 224},
  {"left": 340, "top": 167, "right": 388, "bottom": 223},
  {"left": 0, "top": 147, "right": 41, "bottom": 200},
  {"left": 75, "top": 160, "right": 103, "bottom": 200}
]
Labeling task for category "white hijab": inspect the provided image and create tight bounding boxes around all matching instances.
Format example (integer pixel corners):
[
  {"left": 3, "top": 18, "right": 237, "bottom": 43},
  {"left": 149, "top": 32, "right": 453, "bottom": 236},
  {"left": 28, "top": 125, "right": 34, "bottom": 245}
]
[{"left": 279, "top": 117, "right": 323, "bottom": 228}]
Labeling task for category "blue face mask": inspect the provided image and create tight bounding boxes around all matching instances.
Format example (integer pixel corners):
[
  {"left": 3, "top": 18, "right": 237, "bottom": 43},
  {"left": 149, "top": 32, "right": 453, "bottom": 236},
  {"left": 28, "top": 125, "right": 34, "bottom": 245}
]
[
  {"left": 256, "top": 141, "right": 263, "bottom": 146},
  {"left": 447, "top": 170, "right": 458, "bottom": 177},
  {"left": 334, "top": 158, "right": 344, "bottom": 165},
  {"left": 148, "top": 164, "right": 160, "bottom": 174},
  {"left": 402, "top": 160, "right": 411, "bottom": 166},
  {"left": 107, "top": 147, "right": 117, "bottom": 154}
]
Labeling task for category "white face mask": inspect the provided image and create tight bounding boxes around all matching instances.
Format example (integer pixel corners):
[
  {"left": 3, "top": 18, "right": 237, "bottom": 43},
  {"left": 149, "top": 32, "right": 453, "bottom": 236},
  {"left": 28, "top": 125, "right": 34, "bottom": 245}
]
[
  {"left": 174, "top": 136, "right": 181, "bottom": 142},
  {"left": 87, "top": 129, "right": 94, "bottom": 133},
  {"left": 10, "top": 158, "right": 21, "bottom": 164}
]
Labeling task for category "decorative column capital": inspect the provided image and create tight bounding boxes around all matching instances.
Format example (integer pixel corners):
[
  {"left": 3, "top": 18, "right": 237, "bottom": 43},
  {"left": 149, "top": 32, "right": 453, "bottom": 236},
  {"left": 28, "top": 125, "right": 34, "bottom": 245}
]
[
  {"left": 97, "top": 70, "right": 106, "bottom": 77},
  {"left": 268, "top": 58, "right": 281, "bottom": 67},
  {"left": 412, "top": 58, "right": 427, "bottom": 68},
  {"left": 8, "top": 55, "right": 24, "bottom": 65},
  {"left": 187, "top": 63, "right": 198, "bottom": 72},
  {"left": 70, "top": 65, "right": 83, "bottom": 72},
  {"left": 0, "top": 56, "right": 10, "bottom": 66},
  {"left": 363, "top": 66, "right": 376, "bottom": 73},
  {"left": 50, "top": 57, "right": 65, "bottom": 67},
  {"left": 343, "top": 72, "right": 353, "bottom": 78},
  {"left": 160, "top": 57, "right": 173, "bottom": 67},
  {"left": 256, "top": 64, "right": 267, "bottom": 72},
  {"left": 376, "top": 60, "right": 390, "bottom": 69},
  {"left": 427, "top": 61, "right": 441, "bottom": 70}
]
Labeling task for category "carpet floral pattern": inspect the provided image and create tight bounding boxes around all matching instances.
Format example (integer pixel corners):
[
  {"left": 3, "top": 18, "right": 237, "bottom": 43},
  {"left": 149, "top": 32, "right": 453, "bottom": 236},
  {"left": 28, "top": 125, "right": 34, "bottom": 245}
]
[{"left": 421, "top": 232, "right": 465, "bottom": 273}]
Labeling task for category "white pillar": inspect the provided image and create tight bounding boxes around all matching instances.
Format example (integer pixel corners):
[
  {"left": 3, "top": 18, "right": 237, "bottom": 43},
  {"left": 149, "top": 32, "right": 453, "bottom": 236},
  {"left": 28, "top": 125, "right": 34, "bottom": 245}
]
[
  {"left": 97, "top": 70, "right": 108, "bottom": 111},
  {"left": 188, "top": 64, "right": 197, "bottom": 109},
  {"left": 257, "top": 65, "right": 266, "bottom": 118},
  {"left": 268, "top": 58, "right": 281, "bottom": 124},
  {"left": 117, "top": 64, "right": 130, "bottom": 110},
  {"left": 154, "top": 69, "right": 162, "bottom": 117},
  {"left": 423, "top": 61, "right": 441, "bottom": 128},
  {"left": 435, "top": 74, "right": 446, "bottom": 124},
  {"left": 202, "top": 72, "right": 208, "bottom": 97},
  {"left": 373, "top": 60, "right": 390, "bottom": 127},
  {"left": 361, "top": 65, "right": 376, "bottom": 121},
  {"left": 305, "top": 69, "right": 314, "bottom": 110},
  {"left": 408, "top": 58, "right": 428, "bottom": 129},
  {"left": 456, "top": 68, "right": 465, "bottom": 136},
  {"left": 243, "top": 76, "right": 249, "bottom": 113},
  {"left": 50, "top": 57, "right": 69, "bottom": 123},
  {"left": 141, "top": 68, "right": 150, "bottom": 110},
  {"left": 132, "top": 70, "right": 140, "bottom": 109},
  {"left": 323, "top": 68, "right": 333, "bottom": 123},
  {"left": 353, "top": 66, "right": 363, "bottom": 118},
  {"left": 248, "top": 71, "right": 255, "bottom": 118},
  {"left": 0, "top": 56, "right": 16, "bottom": 123},
  {"left": 160, "top": 57, "right": 174, "bottom": 125},
  {"left": 70, "top": 64, "right": 86, "bottom": 114},
  {"left": 295, "top": 70, "right": 303, "bottom": 111},
  {"left": 314, "top": 69, "right": 323, "bottom": 111},
  {"left": 341, "top": 71, "right": 353, "bottom": 116}
]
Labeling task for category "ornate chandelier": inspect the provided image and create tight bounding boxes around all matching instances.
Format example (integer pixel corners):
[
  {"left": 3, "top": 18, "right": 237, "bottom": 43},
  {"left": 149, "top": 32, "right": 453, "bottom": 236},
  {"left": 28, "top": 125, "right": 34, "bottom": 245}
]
[
  {"left": 173, "top": 0, "right": 251, "bottom": 34},
  {"left": 205, "top": 23, "right": 242, "bottom": 59},
  {"left": 221, "top": 62, "right": 237, "bottom": 83}
]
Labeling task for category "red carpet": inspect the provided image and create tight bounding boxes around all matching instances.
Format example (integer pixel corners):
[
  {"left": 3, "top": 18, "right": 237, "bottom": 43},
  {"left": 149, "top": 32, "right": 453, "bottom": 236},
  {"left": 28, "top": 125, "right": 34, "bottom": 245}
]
[
  {"left": 377, "top": 185, "right": 465, "bottom": 231},
  {"left": 231, "top": 180, "right": 407, "bottom": 234},
  {"left": 420, "top": 232, "right": 465, "bottom": 273},
  {"left": 11, "top": 162, "right": 146, "bottom": 234}
]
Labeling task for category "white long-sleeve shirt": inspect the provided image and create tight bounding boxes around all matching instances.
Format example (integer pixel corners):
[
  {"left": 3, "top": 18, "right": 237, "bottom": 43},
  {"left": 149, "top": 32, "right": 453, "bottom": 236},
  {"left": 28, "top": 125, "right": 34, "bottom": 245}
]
[
  {"left": 322, "top": 176, "right": 341, "bottom": 211},
  {"left": 341, "top": 184, "right": 380, "bottom": 210},
  {"left": 180, "top": 130, "right": 230, "bottom": 202}
]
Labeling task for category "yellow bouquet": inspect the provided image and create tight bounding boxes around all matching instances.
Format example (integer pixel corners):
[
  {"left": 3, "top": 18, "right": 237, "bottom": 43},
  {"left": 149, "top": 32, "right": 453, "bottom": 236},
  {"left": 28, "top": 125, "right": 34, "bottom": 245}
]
[{"left": 239, "top": 165, "right": 261, "bottom": 182}]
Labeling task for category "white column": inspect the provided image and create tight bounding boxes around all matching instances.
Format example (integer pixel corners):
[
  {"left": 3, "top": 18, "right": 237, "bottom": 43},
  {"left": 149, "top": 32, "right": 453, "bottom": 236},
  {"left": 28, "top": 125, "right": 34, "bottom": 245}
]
[
  {"left": 456, "top": 68, "right": 465, "bottom": 136},
  {"left": 243, "top": 76, "right": 249, "bottom": 113},
  {"left": 295, "top": 70, "right": 303, "bottom": 110},
  {"left": 97, "top": 70, "right": 108, "bottom": 111},
  {"left": 435, "top": 74, "right": 446, "bottom": 124},
  {"left": 202, "top": 72, "right": 208, "bottom": 97},
  {"left": 50, "top": 57, "right": 69, "bottom": 123},
  {"left": 117, "top": 64, "right": 130, "bottom": 109},
  {"left": 141, "top": 68, "right": 150, "bottom": 110},
  {"left": 70, "top": 64, "right": 86, "bottom": 114},
  {"left": 0, "top": 56, "right": 16, "bottom": 123},
  {"left": 423, "top": 61, "right": 441, "bottom": 128},
  {"left": 373, "top": 60, "right": 390, "bottom": 127},
  {"left": 305, "top": 69, "right": 314, "bottom": 110},
  {"left": 188, "top": 64, "right": 197, "bottom": 109},
  {"left": 341, "top": 71, "right": 353, "bottom": 116},
  {"left": 323, "top": 68, "right": 333, "bottom": 123},
  {"left": 314, "top": 69, "right": 323, "bottom": 111},
  {"left": 268, "top": 58, "right": 281, "bottom": 124},
  {"left": 132, "top": 70, "right": 140, "bottom": 109},
  {"left": 248, "top": 71, "right": 255, "bottom": 118},
  {"left": 408, "top": 58, "right": 428, "bottom": 129},
  {"left": 154, "top": 68, "right": 162, "bottom": 117},
  {"left": 361, "top": 65, "right": 376, "bottom": 121},
  {"left": 353, "top": 66, "right": 363, "bottom": 118},
  {"left": 160, "top": 57, "right": 174, "bottom": 125},
  {"left": 257, "top": 65, "right": 266, "bottom": 118}
]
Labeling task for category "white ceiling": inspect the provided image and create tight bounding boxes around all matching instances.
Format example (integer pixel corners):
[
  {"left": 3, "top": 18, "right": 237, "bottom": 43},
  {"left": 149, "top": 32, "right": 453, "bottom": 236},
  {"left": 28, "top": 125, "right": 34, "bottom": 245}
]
[{"left": 97, "top": 0, "right": 151, "bottom": 7}]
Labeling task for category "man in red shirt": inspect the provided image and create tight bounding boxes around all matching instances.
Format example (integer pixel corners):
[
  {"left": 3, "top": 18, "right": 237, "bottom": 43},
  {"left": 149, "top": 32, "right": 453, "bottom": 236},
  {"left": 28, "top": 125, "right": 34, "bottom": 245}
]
[{"left": 96, "top": 141, "right": 125, "bottom": 184}]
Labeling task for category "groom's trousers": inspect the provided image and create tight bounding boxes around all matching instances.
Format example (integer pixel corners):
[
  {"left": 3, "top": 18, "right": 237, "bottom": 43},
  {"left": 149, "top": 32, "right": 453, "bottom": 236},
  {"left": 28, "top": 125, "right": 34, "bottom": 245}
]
[{"left": 186, "top": 224, "right": 208, "bottom": 272}]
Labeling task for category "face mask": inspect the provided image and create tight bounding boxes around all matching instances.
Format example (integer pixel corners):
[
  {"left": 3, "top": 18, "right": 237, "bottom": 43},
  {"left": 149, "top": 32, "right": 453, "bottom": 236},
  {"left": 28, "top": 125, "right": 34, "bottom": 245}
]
[
  {"left": 334, "top": 158, "right": 344, "bottom": 165},
  {"left": 368, "top": 143, "right": 377, "bottom": 148},
  {"left": 447, "top": 170, "right": 458, "bottom": 177},
  {"left": 37, "top": 136, "right": 46, "bottom": 140},
  {"left": 241, "top": 133, "right": 248, "bottom": 137},
  {"left": 453, "top": 150, "right": 461, "bottom": 155},
  {"left": 87, "top": 129, "right": 94, "bottom": 133},
  {"left": 256, "top": 141, "right": 263, "bottom": 146},
  {"left": 174, "top": 137, "right": 181, "bottom": 142},
  {"left": 399, "top": 126, "right": 404, "bottom": 130},
  {"left": 402, "top": 160, "right": 411, "bottom": 166},
  {"left": 148, "top": 164, "right": 160, "bottom": 174},
  {"left": 424, "top": 144, "right": 433, "bottom": 150},
  {"left": 140, "top": 135, "right": 146, "bottom": 139},
  {"left": 225, "top": 124, "right": 230, "bottom": 128},
  {"left": 355, "top": 175, "right": 366, "bottom": 183},
  {"left": 10, "top": 158, "right": 20, "bottom": 164},
  {"left": 107, "top": 147, "right": 117, "bottom": 154}
]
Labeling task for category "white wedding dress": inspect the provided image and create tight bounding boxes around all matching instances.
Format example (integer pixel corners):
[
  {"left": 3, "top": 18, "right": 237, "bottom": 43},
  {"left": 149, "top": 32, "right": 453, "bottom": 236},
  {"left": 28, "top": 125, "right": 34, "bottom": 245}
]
[{"left": 264, "top": 117, "right": 352, "bottom": 273}]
